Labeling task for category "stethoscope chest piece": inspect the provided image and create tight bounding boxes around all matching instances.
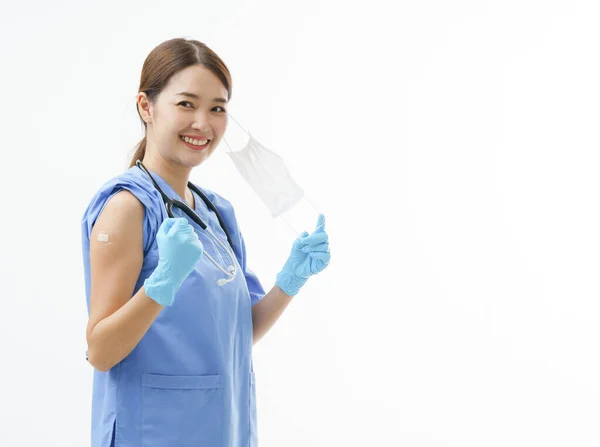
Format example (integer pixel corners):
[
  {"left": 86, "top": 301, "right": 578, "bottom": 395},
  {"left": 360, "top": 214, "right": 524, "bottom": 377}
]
[{"left": 216, "top": 265, "right": 236, "bottom": 287}]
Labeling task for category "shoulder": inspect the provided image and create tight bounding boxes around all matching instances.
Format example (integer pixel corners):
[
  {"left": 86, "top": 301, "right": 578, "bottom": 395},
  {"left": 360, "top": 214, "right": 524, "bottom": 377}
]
[
  {"left": 82, "top": 167, "right": 166, "bottom": 253},
  {"left": 89, "top": 189, "right": 144, "bottom": 247},
  {"left": 83, "top": 169, "right": 149, "bottom": 234},
  {"left": 100, "top": 189, "right": 144, "bottom": 219},
  {"left": 83, "top": 167, "right": 163, "bottom": 222},
  {"left": 98, "top": 167, "right": 162, "bottom": 204}
]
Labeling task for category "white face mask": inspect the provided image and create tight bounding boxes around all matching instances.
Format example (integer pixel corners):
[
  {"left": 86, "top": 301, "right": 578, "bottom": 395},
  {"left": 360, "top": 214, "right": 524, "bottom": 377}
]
[
  {"left": 225, "top": 131, "right": 304, "bottom": 217},
  {"left": 223, "top": 115, "right": 320, "bottom": 235}
]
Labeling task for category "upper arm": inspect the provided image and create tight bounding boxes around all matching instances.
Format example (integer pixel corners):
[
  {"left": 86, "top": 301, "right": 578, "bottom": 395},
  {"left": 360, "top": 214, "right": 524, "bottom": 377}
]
[{"left": 86, "top": 190, "right": 145, "bottom": 340}]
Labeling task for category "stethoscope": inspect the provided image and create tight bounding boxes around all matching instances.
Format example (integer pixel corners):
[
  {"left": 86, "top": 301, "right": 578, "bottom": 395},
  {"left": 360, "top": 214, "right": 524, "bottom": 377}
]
[{"left": 135, "top": 160, "right": 238, "bottom": 286}]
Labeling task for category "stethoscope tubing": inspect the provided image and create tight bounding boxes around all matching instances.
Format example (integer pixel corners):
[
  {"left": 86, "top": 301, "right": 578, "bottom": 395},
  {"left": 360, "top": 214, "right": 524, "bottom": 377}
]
[{"left": 135, "top": 160, "right": 238, "bottom": 283}]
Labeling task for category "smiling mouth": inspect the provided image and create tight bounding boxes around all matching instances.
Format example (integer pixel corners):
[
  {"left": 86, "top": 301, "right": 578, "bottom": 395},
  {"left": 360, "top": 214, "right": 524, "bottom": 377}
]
[
  {"left": 180, "top": 136, "right": 212, "bottom": 152},
  {"left": 180, "top": 135, "right": 210, "bottom": 147}
]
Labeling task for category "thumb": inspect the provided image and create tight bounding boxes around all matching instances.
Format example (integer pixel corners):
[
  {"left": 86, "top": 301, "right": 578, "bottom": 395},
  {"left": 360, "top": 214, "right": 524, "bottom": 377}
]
[
  {"left": 314, "top": 214, "right": 326, "bottom": 233},
  {"left": 159, "top": 218, "right": 179, "bottom": 234},
  {"left": 162, "top": 217, "right": 188, "bottom": 236}
]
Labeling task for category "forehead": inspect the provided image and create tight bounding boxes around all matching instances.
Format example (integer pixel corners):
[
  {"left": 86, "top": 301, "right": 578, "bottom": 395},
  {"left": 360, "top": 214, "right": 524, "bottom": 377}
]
[{"left": 163, "top": 64, "right": 228, "bottom": 101}]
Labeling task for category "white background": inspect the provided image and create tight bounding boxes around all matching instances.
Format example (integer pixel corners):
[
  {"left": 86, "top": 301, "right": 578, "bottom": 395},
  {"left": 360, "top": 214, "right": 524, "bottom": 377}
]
[{"left": 1, "top": 0, "right": 599, "bottom": 445}]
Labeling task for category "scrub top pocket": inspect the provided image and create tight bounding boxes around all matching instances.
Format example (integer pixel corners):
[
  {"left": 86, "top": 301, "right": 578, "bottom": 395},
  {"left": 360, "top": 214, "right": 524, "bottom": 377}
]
[{"left": 141, "top": 373, "right": 223, "bottom": 447}]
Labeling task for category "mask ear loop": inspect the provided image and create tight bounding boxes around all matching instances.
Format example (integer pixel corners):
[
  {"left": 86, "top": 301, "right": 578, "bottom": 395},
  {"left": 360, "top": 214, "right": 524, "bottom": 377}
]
[
  {"left": 223, "top": 113, "right": 323, "bottom": 237},
  {"left": 222, "top": 113, "right": 249, "bottom": 154}
]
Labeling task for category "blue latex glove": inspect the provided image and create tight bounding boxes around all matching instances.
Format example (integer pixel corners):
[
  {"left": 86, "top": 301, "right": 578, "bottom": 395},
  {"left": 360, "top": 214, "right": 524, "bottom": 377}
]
[
  {"left": 276, "top": 214, "right": 331, "bottom": 297},
  {"left": 144, "top": 218, "right": 204, "bottom": 306}
]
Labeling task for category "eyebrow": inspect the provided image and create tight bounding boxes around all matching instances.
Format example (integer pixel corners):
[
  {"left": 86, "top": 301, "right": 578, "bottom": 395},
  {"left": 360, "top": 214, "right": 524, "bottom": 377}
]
[{"left": 175, "top": 92, "right": 228, "bottom": 103}]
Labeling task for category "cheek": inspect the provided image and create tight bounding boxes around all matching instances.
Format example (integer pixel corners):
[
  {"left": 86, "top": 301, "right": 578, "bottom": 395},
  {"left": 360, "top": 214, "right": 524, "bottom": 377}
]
[
  {"left": 214, "top": 120, "right": 228, "bottom": 139},
  {"left": 173, "top": 114, "right": 192, "bottom": 132}
]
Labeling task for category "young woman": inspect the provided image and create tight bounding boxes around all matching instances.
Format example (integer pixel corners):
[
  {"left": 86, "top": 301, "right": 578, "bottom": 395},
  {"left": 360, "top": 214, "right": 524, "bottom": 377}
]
[{"left": 81, "top": 38, "right": 331, "bottom": 447}]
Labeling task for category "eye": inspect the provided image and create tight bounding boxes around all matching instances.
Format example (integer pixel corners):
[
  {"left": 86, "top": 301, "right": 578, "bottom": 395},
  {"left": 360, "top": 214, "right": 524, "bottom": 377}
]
[
  {"left": 212, "top": 106, "right": 227, "bottom": 113},
  {"left": 177, "top": 101, "right": 193, "bottom": 108}
]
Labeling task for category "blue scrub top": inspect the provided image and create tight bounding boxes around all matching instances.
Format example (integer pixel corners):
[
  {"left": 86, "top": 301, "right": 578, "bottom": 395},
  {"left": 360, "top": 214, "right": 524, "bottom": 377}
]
[{"left": 81, "top": 166, "right": 266, "bottom": 447}]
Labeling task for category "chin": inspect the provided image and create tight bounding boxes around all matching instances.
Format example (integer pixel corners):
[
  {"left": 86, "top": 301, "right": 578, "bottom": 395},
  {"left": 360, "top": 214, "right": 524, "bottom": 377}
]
[{"left": 182, "top": 153, "right": 212, "bottom": 169}]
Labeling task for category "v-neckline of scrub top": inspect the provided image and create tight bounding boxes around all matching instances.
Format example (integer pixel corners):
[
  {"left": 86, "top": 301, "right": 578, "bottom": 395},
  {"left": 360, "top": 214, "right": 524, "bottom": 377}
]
[{"left": 143, "top": 168, "right": 202, "bottom": 215}]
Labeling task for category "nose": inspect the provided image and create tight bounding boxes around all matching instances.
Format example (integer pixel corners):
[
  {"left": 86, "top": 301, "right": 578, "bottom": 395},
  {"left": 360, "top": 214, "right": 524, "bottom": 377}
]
[{"left": 191, "top": 110, "right": 211, "bottom": 133}]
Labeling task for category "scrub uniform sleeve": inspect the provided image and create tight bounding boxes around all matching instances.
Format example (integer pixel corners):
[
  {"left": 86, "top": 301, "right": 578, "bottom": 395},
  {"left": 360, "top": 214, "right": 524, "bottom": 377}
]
[
  {"left": 81, "top": 169, "right": 164, "bottom": 256},
  {"left": 200, "top": 189, "right": 267, "bottom": 306},
  {"left": 236, "top": 229, "right": 266, "bottom": 306}
]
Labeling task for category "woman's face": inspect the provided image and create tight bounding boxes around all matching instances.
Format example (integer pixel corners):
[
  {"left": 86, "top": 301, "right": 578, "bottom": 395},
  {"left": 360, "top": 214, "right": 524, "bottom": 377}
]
[{"left": 140, "top": 64, "right": 229, "bottom": 168}]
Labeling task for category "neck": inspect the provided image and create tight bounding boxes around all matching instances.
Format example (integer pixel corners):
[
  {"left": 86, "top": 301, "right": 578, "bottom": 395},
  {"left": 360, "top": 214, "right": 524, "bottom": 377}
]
[{"left": 141, "top": 150, "right": 191, "bottom": 202}]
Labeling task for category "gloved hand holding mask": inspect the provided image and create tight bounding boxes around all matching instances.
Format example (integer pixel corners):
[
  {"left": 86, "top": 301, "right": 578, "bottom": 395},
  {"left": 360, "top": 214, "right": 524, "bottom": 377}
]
[
  {"left": 224, "top": 121, "right": 331, "bottom": 295},
  {"left": 276, "top": 214, "right": 331, "bottom": 297}
]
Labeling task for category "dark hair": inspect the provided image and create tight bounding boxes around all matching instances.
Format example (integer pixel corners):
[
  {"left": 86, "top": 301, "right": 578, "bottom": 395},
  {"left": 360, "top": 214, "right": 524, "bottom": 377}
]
[{"left": 129, "top": 38, "right": 232, "bottom": 168}]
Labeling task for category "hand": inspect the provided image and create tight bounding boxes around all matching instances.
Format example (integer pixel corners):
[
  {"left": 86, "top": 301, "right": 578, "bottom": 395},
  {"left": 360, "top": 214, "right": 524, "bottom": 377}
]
[
  {"left": 144, "top": 218, "right": 204, "bottom": 306},
  {"left": 275, "top": 214, "right": 331, "bottom": 297}
]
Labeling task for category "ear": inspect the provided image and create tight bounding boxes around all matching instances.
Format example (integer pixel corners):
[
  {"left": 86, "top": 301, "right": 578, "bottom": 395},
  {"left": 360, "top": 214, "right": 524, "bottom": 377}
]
[{"left": 137, "top": 92, "right": 153, "bottom": 123}]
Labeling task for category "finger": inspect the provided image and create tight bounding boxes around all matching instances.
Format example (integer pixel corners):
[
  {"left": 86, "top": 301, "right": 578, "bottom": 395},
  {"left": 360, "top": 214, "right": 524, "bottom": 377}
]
[
  {"left": 168, "top": 218, "right": 192, "bottom": 237},
  {"left": 187, "top": 233, "right": 203, "bottom": 247},
  {"left": 184, "top": 227, "right": 199, "bottom": 239},
  {"left": 160, "top": 217, "right": 179, "bottom": 232},
  {"left": 160, "top": 217, "right": 185, "bottom": 235},
  {"left": 180, "top": 227, "right": 197, "bottom": 240},
  {"left": 302, "top": 242, "right": 329, "bottom": 253},
  {"left": 309, "top": 252, "right": 330, "bottom": 262},
  {"left": 314, "top": 214, "right": 326, "bottom": 233},
  {"left": 300, "top": 232, "right": 328, "bottom": 246},
  {"left": 310, "top": 254, "right": 330, "bottom": 274},
  {"left": 170, "top": 217, "right": 188, "bottom": 227}
]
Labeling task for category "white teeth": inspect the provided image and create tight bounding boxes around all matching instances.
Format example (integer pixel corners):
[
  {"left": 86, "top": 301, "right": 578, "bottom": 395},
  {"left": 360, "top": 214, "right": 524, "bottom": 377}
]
[{"left": 181, "top": 136, "right": 209, "bottom": 146}]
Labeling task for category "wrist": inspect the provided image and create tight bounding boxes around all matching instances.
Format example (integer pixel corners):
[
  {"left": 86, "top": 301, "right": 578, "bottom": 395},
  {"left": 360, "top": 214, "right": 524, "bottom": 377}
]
[
  {"left": 275, "top": 271, "right": 307, "bottom": 297},
  {"left": 144, "top": 260, "right": 178, "bottom": 306}
]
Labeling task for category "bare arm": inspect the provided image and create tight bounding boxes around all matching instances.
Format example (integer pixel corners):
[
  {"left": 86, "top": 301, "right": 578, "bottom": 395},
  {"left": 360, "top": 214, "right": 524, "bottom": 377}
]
[
  {"left": 251, "top": 285, "right": 294, "bottom": 344},
  {"left": 85, "top": 190, "right": 164, "bottom": 372}
]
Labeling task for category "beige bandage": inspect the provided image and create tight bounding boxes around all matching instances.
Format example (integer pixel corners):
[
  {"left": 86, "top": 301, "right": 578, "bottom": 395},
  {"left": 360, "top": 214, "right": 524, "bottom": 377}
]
[{"left": 97, "top": 232, "right": 112, "bottom": 244}]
